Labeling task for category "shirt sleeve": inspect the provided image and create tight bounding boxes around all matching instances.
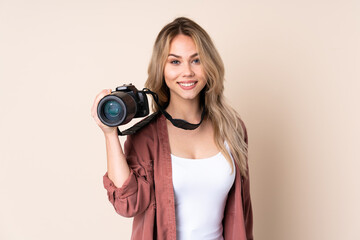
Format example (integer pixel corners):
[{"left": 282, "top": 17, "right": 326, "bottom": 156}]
[
  {"left": 240, "top": 119, "right": 254, "bottom": 240},
  {"left": 103, "top": 134, "right": 152, "bottom": 218}
]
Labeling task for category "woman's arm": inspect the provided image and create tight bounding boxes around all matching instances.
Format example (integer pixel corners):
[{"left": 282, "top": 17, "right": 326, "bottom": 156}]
[
  {"left": 91, "top": 89, "right": 130, "bottom": 188},
  {"left": 104, "top": 131, "right": 130, "bottom": 188},
  {"left": 103, "top": 134, "right": 152, "bottom": 217},
  {"left": 92, "top": 89, "right": 151, "bottom": 217}
]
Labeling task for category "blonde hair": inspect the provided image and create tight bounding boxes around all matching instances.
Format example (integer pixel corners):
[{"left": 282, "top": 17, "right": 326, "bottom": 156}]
[{"left": 145, "top": 17, "right": 248, "bottom": 177}]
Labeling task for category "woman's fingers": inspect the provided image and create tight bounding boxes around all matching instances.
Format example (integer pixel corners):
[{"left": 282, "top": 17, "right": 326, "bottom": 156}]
[{"left": 91, "top": 89, "right": 112, "bottom": 118}]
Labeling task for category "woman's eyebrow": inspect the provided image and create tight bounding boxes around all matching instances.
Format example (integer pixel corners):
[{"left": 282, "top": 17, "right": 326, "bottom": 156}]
[
  {"left": 168, "top": 53, "right": 180, "bottom": 58},
  {"left": 168, "top": 53, "right": 199, "bottom": 58}
]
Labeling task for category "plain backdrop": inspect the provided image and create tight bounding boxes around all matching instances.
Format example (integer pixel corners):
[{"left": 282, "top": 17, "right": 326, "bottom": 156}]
[{"left": 0, "top": 0, "right": 359, "bottom": 239}]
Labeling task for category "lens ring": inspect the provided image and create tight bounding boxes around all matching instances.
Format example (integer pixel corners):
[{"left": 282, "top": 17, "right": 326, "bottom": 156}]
[
  {"left": 104, "top": 100, "right": 122, "bottom": 119},
  {"left": 97, "top": 95, "right": 127, "bottom": 127}
]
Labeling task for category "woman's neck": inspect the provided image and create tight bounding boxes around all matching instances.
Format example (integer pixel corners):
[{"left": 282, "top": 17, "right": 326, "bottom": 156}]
[{"left": 165, "top": 97, "right": 203, "bottom": 124}]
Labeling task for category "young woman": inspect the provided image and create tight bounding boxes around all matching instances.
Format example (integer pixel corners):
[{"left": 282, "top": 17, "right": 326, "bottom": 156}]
[{"left": 91, "top": 17, "right": 253, "bottom": 240}]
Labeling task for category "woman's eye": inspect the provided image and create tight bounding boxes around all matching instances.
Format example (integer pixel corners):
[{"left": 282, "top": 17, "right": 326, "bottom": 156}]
[
  {"left": 170, "top": 60, "right": 180, "bottom": 64},
  {"left": 192, "top": 58, "right": 200, "bottom": 64}
]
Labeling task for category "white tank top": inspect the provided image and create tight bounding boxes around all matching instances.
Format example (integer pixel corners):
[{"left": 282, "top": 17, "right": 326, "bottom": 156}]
[{"left": 171, "top": 146, "right": 236, "bottom": 240}]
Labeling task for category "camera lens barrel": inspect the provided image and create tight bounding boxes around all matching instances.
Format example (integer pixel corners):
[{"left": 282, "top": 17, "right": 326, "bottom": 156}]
[{"left": 97, "top": 92, "right": 137, "bottom": 127}]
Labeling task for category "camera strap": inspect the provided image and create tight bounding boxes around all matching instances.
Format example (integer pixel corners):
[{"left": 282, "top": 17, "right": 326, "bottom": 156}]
[
  {"left": 117, "top": 89, "right": 206, "bottom": 136},
  {"left": 117, "top": 111, "right": 161, "bottom": 136}
]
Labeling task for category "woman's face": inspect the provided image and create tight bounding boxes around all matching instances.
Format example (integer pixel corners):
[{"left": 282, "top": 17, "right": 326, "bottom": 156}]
[{"left": 164, "top": 34, "right": 206, "bottom": 104}]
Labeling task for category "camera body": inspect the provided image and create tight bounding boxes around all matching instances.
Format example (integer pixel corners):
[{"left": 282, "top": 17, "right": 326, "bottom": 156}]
[{"left": 97, "top": 84, "right": 149, "bottom": 127}]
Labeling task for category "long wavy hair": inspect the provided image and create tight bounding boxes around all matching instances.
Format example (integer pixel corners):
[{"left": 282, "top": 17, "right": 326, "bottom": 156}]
[{"left": 145, "top": 17, "right": 248, "bottom": 177}]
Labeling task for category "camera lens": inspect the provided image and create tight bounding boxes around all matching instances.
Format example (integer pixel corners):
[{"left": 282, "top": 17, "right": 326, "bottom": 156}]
[
  {"left": 97, "top": 92, "right": 137, "bottom": 127},
  {"left": 103, "top": 100, "right": 123, "bottom": 120}
]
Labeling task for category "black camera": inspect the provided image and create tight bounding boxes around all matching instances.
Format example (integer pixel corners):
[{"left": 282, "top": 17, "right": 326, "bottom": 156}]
[{"left": 97, "top": 84, "right": 149, "bottom": 127}]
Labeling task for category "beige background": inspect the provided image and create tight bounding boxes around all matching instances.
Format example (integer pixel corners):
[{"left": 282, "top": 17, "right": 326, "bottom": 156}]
[{"left": 1, "top": 0, "right": 359, "bottom": 239}]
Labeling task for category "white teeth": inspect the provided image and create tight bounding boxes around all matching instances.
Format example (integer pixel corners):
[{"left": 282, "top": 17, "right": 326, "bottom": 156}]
[{"left": 179, "top": 82, "right": 195, "bottom": 87}]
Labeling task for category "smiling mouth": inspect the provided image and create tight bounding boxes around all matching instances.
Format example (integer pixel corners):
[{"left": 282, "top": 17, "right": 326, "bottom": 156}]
[{"left": 178, "top": 81, "right": 197, "bottom": 87}]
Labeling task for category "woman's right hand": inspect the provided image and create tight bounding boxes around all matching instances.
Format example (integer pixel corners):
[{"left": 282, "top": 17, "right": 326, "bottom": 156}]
[
  {"left": 91, "top": 89, "right": 118, "bottom": 135},
  {"left": 92, "top": 89, "right": 130, "bottom": 189}
]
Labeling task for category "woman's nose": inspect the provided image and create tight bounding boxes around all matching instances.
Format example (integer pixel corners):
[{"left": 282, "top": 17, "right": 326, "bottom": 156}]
[{"left": 182, "top": 62, "right": 195, "bottom": 77}]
